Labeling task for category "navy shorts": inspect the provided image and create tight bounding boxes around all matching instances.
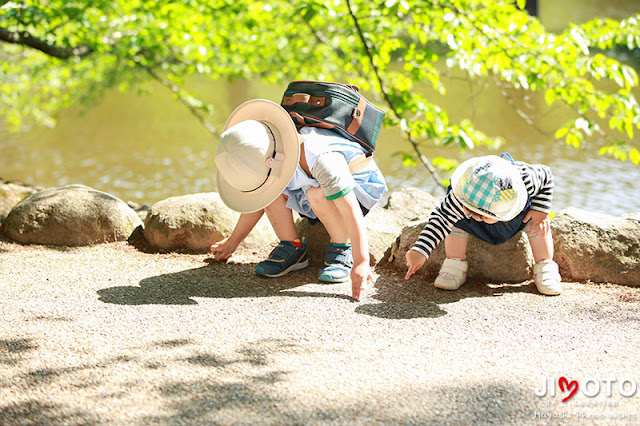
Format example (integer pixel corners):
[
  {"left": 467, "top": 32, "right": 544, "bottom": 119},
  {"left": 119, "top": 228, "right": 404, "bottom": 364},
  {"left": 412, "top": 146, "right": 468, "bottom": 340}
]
[
  {"left": 454, "top": 204, "right": 530, "bottom": 245},
  {"left": 448, "top": 185, "right": 531, "bottom": 245}
]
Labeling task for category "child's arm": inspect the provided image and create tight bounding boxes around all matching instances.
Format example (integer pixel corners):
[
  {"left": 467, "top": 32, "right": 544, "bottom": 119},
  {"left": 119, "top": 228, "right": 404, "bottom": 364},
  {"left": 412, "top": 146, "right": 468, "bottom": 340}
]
[
  {"left": 405, "top": 192, "right": 467, "bottom": 279},
  {"left": 210, "top": 210, "right": 264, "bottom": 261},
  {"left": 518, "top": 162, "right": 554, "bottom": 236},
  {"left": 518, "top": 162, "right": 554, "bottom": 213},
  {"left": 332, "top": 190, "right": 374, "bottom": 301},
  {"left": 405, "top": 250, "right": 427, "bottom": 280}
]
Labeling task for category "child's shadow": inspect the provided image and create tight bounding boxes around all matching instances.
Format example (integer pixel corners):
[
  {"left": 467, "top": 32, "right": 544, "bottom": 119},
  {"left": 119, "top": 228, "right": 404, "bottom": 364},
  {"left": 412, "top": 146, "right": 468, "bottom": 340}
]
[
  {"left": 356, "top": 266, "right": 539, "bottom": 319},
  {"left": 97, "top": 262, "right": 351, "bottom": 305}
]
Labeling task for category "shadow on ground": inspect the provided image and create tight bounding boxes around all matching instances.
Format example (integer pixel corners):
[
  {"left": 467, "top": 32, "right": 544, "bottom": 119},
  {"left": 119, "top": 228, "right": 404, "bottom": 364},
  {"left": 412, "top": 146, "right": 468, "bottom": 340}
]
[
  {"left": 142, "top": 376, "right": 536, "bottom": 424},
  {"left": 356, "top": 263, "right": 542, "bottom": 319},
  {"left": 97, "top": 262, "right": 352, "bottom": 305}
]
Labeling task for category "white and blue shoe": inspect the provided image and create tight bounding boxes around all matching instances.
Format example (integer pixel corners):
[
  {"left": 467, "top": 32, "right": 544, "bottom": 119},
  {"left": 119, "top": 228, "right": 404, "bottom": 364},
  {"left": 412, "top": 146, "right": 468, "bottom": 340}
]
[{"left": 318, "top": 242, "right": 353, "bottom": 283}]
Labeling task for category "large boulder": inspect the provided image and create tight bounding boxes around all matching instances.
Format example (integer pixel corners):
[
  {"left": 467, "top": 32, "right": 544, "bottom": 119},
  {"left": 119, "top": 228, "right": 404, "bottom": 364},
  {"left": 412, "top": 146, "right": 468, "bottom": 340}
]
[
  {"left": 388, "top": 219, "right": 534, "bottom": 283},
  {"left": 0, "top": 180, "right": 40, "bottom": 223},
  {"left": 3, "top": 184, "right": 142, "bottom": 246},
  {"left": 143, "top": 192, "right": 277, "bottom": 253},
  {"left": 552, "top": 208, "right": 640, "bottom": 286},
  {"left": 384, "top": 187, "right": 441, "bottom": 221}
]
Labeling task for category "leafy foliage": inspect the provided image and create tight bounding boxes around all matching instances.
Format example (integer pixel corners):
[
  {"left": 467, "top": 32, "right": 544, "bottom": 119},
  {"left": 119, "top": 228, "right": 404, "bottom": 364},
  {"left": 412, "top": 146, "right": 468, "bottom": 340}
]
[{"left": 1, "top": 0, "right": 639, "bottom": 180}]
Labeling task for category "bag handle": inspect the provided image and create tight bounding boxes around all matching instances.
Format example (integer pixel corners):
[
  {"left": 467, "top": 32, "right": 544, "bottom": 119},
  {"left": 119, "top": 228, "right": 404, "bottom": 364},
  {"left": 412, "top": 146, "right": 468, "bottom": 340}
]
[
  {"left": 346, "top": 97, "right": 366, "bottom": 135},
  {"left": 282, "top": 93, "right": 326, "bottom": 106}
]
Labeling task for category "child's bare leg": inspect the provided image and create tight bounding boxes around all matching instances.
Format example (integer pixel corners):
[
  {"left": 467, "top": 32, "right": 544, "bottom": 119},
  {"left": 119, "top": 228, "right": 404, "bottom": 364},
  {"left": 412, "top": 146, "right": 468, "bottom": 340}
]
[
  {"left": 528, "top": 228, "right": 554, "bottom": 263},
  {"left": 306, "top": 186, "right": 348, "bottom": 243},
  {"left": 528, "top": 228, "right": 562, "bottom": 295},
  {"left": 444, "top": 232, "right": 469, "bottom": 260},
  {"left": 256, "top": 194, "right": 308, "bottom": 278},
  {"left": 264, "top": 194, "right": 298, "bottom": 241},
  {"left": 436, "top": 230, "right": 469, "bottom": 290},
  {"left": 306, "top": 186, "right": 354, "bottom": 283}
]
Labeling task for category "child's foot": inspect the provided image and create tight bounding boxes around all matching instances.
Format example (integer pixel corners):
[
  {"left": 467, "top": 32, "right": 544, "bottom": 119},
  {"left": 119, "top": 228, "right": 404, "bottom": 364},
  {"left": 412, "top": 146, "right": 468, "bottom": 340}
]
[
  {"left": 434, "top": 258, "right": 467, "bottom": 290},
  {"left": 533, "top": 260, "right": 562, "bottom": 295},
  {"left": 255, "top": 239, "right": 309, "bottom": 278},
  {"left": 318, "top": 242, "right": 353, "bottom": 283}
]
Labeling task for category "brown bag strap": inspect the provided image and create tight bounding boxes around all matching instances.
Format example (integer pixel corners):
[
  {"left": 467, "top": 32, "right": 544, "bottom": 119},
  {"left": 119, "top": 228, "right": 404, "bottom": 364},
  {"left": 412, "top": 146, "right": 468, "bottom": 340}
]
[
  {"left": 282, "top": 93, "right": 326, "bottom": 106},
  {"left": 346, "top": 96, "right": 366, "bottom": 135}
]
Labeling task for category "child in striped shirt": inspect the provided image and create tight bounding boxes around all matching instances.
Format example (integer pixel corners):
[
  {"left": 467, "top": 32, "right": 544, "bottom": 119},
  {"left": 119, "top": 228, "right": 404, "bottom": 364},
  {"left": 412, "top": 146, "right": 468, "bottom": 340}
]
[{"left": 404, "top": 154, "right": 562, "bottom": 295}]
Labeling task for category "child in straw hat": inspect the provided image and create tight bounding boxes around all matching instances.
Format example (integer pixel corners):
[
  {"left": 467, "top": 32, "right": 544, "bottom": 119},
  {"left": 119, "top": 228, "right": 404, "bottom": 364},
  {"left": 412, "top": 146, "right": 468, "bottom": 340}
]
[
  {"left": 211, "top": 99, "right": 387, "bottom": 301},
  {"left": 405, "top": 153, "right": 562, "bottom": 295}
]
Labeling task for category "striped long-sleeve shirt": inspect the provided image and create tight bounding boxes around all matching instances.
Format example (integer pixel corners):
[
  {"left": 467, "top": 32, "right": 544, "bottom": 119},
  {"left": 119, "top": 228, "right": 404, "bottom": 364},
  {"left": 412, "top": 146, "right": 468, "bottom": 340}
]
[{"left": 411, "top": 161, "right": 554, "bottom": 259}]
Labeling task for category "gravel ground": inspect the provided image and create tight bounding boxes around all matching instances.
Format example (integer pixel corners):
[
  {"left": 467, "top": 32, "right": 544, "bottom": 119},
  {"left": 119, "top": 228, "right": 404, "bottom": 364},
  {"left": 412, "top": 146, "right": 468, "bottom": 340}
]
[{"left": 1, "top": 233, "right": 639, "bottom": 425}]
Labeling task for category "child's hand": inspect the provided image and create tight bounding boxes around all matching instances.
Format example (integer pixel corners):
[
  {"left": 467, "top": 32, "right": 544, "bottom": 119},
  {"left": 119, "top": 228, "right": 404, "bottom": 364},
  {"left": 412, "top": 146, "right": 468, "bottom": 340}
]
[
  {"left": 405, "top": 250, "right": 427, "bottom": 280},
  {"left": 210, "top": 237, "right": 238, "bottom": 262},
  {"left": 351, "top": 261, "right": 376, "bottom": 301},
  {"left": 523, "top": 210, "right": 550, "bottom": 236}
]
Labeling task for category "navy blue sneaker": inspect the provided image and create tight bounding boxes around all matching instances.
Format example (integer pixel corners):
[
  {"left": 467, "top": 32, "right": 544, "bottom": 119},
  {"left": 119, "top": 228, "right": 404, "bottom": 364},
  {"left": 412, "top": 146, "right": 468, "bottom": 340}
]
[
  {"left": 318, "top": 242, "right": 353, "bottom": 283},
  {"left": 255, "top": 238, "right": 309, "bottom": 278}
]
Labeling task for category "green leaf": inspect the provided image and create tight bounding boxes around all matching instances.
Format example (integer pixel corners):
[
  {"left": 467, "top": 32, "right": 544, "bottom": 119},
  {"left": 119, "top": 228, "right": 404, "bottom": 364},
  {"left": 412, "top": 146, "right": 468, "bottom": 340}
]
[
  {"left": 630, "top": 148, "right": 640, "bottom": 165},
  {"left": 566, "top": 132, "right": 582, "bottom": 148},
  {"left": 554, "top": 127, "right": 569, "bottom": 139},
  {"left": 622, "top": 65, "right": 638, "bottom": 87},
  {"left": 570, "top": 26, "right": 590, "bottom": 55},
  {"left": 544, "top": 89, "right": 556, "bottom": 105},
  {"left": 517, "top": 0, "right": 526, "bottom": 10}
]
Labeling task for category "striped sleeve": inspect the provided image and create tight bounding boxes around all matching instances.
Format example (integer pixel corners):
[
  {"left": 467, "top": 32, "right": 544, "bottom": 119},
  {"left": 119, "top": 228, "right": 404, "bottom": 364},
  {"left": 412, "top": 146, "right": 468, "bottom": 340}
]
[
  {"left": 517, "top": 162, "right": 554, "bottom": 213},
  {"left": 410, "top": 191, "right": 467, "bottom": 259}
]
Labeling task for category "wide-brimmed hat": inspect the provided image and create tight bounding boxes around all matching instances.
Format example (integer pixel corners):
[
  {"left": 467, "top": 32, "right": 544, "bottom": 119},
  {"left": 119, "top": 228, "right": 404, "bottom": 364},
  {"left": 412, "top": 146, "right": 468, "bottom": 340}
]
[
  {"left": 215, "top": 99, "right": 300, "bottom": 213},
  {"left": 451, "top": 155, "right": 527, "bottom": 221}
]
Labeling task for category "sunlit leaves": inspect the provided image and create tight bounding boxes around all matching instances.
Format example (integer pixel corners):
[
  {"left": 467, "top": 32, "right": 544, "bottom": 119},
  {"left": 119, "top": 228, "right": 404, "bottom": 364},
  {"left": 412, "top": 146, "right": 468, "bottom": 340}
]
[
  {"left": 1, "top": 0, "right": 639, "bottom": 170},
  {"left": 392, "top": 150, "right": 418, "bottom": 168},
  {"left": 599, "top": 142, "right": 640, "bottom": 164}
]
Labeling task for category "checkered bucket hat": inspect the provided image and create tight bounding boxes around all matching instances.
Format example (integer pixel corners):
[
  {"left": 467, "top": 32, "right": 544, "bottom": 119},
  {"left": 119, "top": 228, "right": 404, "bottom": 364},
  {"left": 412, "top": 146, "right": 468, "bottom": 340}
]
[{"left": 451, "top": 154, "right": 527, "bottom": 221}]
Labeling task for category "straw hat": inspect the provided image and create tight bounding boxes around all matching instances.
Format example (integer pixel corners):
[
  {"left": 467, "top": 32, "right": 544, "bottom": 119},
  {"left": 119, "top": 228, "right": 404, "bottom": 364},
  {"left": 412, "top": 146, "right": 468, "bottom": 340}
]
[
  {"left": 215, "top": 99, "right": 300, "bottom": 213},
  {"left": 451, "top": 155, "right": 527, "bottom": 221}
]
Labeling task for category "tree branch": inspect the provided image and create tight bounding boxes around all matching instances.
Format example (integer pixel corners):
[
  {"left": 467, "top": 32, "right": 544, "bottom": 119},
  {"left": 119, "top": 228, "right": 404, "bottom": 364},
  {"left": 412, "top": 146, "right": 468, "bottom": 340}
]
[
  {"left": 0, "top": 26, "right": 93, "bottom": 58},
  {"left": 344, "top": 0, "right": 445, "bottom": 189},
  {"left": 141, "top": 66, "right": 220, "bottom": 138}
]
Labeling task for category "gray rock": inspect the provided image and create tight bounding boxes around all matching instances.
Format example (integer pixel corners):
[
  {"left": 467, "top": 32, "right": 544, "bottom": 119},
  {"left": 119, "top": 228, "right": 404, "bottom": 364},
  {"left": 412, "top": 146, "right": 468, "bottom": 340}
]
[
  {"left": 552, "top": 208, "right": 640, "bottom": 286},
  {"left": 3, "top": 184, "right": 142, "bottom": 246},
  {"left": 0, "top": 180, "right": 40, "bottom": 223},
  {"left": 296, "top": 205, "right": 410, "bottom": 266},
  {"left": 384, "top": 187, "right": 441, "bottom": 222},
  {"left": 388, "top": 219, "right": 534, "bottom": 283},
  {"left": 143, "top": 193, "right": 277, "bottom": 253}
]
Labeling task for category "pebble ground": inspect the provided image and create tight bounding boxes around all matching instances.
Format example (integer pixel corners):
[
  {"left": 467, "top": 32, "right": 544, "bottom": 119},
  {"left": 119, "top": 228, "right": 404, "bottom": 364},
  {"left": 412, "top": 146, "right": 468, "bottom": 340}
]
[{"left": 1, "top": 236, "right": 639, "bottom": 425}]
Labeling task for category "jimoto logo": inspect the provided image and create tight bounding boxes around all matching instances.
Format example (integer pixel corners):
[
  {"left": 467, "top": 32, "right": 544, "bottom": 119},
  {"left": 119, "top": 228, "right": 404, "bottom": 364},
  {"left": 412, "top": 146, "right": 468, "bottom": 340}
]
[
  {"left": 558, "top": 377, "right": 578, "bottom": 402},
  {"left": 535, "top": 377, "right": 639, "bottom": 402}
]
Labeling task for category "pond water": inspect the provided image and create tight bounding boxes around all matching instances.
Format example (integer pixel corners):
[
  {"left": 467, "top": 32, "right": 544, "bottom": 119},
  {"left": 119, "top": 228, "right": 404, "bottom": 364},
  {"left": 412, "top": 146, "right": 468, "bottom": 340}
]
[{"left": 1, "top": 1, "right": 640, "bottom": 215}]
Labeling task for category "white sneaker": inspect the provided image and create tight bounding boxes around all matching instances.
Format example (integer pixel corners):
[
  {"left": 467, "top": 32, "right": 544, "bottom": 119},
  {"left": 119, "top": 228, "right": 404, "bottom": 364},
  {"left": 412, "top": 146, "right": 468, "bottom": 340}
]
[
  {"left": 533, "top": 260, "right": 563, "bottom": 295},
  {"left": 434, "top": 258, "right": 468, "bottom": 290}
]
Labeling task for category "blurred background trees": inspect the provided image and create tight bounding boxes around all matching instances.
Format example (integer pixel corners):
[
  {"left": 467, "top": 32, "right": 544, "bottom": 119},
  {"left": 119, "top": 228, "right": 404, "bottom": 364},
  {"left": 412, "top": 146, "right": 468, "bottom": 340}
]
[{"left": 1, "top": 0, "right": 639, "bottom": 185}]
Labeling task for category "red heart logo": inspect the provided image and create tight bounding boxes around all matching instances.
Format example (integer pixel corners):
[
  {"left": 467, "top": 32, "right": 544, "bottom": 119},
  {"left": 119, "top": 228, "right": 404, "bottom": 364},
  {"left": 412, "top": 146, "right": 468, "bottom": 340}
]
[{"left": 558, "top": 376, "right": 578, "bottom": 402}]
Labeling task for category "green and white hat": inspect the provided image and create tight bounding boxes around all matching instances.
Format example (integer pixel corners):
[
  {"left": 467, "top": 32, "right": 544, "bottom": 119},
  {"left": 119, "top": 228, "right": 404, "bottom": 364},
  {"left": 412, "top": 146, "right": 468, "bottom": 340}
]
[{"left": 451, "top": 155, "right": 527, "bottom": 221}]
